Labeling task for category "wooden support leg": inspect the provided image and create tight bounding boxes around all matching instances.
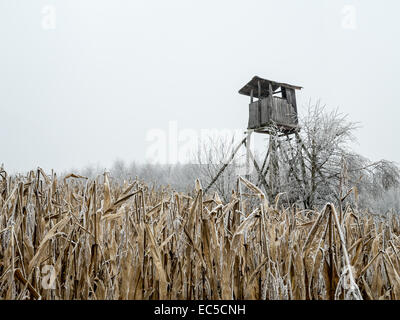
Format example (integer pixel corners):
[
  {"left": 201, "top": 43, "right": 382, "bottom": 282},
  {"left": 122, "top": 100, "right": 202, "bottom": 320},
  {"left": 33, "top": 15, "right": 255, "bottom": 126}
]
[
  {"left": 257, "top": 149, "right": 269, "bottom": 188},
  {"left": 268, "top": 132, "right": 280, "bottom": 203},
  {"left": 247, "top": 147, "right": 270, "bottom": 196},
  {"left": 204, "top": 137, "right": 246, "bottom": 194},
  {"left": 245, "top": 130, "right": 253, "bottom": 180}
]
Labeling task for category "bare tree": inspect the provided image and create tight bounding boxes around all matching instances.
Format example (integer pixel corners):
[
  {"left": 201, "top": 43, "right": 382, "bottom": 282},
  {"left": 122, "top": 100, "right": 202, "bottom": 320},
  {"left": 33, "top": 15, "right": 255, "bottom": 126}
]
[{"left": 276, "top": 101, "right": 400, "bottom": 211}]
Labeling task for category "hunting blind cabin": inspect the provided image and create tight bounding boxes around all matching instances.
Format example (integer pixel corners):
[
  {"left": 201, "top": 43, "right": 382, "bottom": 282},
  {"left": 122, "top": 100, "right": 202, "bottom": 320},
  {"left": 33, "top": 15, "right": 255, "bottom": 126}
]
[
  {"left": 204, "top": 76, "right": 303, "bottom": 201},
  {"left": 239, "top": 76, "right": 301, "bottom": 134}
]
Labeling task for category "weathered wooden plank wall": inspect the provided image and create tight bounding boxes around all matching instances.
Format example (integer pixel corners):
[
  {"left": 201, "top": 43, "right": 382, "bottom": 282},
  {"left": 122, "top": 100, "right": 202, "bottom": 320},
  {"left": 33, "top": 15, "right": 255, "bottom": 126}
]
[{"left": 248, "top": 97, "right": 297, "bottom": 130}]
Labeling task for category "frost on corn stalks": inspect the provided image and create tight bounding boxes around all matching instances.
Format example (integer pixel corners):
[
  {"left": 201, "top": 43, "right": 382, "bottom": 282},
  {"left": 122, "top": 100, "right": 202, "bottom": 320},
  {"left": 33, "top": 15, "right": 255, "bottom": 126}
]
[
  {"left": 0, "top": 168, "right": 399, "bottom": 300},
  {"left": 335, "top": 265, "right": 363, "bottom": 300}
]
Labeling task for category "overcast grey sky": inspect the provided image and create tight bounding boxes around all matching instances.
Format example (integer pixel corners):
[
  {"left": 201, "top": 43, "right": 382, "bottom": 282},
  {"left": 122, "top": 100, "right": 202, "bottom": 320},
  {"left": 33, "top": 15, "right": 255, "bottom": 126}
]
[{"left": 1, "top": 0, "right": 399, "bottom": 173}]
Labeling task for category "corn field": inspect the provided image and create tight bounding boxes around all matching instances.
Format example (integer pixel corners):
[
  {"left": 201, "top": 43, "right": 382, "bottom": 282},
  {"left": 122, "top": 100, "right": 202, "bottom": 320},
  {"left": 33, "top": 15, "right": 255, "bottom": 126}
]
[{"left": 1, "top": 168, "right": 400, "bottom": 300}]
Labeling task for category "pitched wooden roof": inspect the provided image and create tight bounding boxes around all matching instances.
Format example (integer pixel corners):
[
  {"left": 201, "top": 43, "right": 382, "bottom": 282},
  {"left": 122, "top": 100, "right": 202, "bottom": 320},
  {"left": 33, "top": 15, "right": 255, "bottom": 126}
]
[{"left": 238, "top": 76, "right": 302, "bottom": 97}]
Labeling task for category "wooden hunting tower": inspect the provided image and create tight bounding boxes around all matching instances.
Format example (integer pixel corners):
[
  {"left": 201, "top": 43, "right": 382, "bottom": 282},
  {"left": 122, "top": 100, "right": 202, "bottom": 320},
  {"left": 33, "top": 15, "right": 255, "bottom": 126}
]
[
  {"left": 205, "top": 75, "right": 304, "bottom": 203},
  {"left": 239, "top": 76, "right": 302, "bottom": 134}
]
